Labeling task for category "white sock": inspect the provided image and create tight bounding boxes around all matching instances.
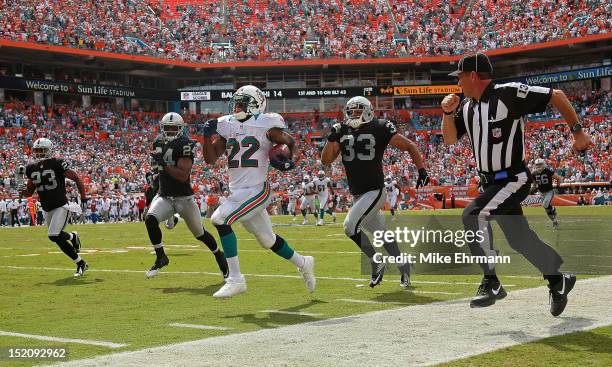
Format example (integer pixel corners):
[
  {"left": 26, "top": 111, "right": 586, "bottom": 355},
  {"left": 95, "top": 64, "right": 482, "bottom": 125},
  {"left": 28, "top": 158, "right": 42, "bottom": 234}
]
[
  {"left": 289, "top": 251, "right": 306, "bottom": 269},
  {"left": 74, "top": 256, "right": 82, "bottom": 264},
  {"left": 153, "top": 243, "right": 163, "bottom": 249},
  {"left": 227, "top": 256, "right": 242, "bottom": 278}
]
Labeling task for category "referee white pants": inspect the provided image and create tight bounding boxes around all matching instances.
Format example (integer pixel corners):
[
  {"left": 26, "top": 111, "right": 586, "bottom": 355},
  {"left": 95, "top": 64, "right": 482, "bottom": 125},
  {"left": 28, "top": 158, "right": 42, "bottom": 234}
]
[{"left": 462, "top": 172, "right": 563, "bottom": 276}]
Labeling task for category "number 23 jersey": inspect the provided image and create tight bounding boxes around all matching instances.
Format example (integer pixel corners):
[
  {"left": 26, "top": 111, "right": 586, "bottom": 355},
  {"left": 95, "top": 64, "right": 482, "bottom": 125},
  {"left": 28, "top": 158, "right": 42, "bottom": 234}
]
[
  {"left": 336, "top": 118, "right": 397, "bottom": 195},
  {"left": 217, "top": 113, "right": 285, "bottom": 190},
  {"left": 26, "top": 158, "right": 69, "bottom": 211}
]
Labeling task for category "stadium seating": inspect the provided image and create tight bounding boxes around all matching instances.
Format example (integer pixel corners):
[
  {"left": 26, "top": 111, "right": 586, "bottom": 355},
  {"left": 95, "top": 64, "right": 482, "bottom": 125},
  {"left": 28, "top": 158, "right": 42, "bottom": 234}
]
[
  {"left": 1, "top": 0, "right": 609, "bottom": 62},
  {"left": 1, "top": 87, "right": 609, "bottom": 206}
]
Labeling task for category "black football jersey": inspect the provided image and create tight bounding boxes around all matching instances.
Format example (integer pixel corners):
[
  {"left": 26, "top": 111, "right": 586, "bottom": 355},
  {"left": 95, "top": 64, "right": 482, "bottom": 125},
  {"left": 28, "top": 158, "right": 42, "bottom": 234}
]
[
  {"left": 337, "top": 119, "right": 397, "bottom": 195},
  {"left": 26, "top": 158, "right": 69, "bottom": 211},
  {"left": 153, "top": 135, "right": 195, "bottom": 197},
  {"left": 533, "top": 167, "right": 554, "bottom": 192}
]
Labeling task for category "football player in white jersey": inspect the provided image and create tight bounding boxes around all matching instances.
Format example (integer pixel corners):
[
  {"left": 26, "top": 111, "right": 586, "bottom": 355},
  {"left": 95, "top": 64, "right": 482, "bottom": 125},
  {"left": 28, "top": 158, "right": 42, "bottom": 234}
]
[
  {"left": 202, "top": 85, "right": 316, "bottom": 298},
  {"left": 286, "top": 184, "right": 299, "bottom": 221},
  {"left": 385, "top": 175, "right": 401, "bottom": 221},
  {"left": 300, "top": 175, "right": 318, "bottom": 225},
  {"left": 313, "top": 170, "right": 335, "bottom": 225}
]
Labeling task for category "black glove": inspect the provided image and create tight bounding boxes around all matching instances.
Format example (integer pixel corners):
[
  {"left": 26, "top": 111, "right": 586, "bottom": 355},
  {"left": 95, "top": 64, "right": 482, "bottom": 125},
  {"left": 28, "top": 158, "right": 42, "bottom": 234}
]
[
  {"left": 416, "top": 168, "right": 429, "bottom": 189},
  {"left": 151, "top": 151, "right": 165, "bottom": 167},
  {"left": 202, "top": 118, "right": 218, "bottom": 137},
  {"left": 327, "top": 123, "right": 343, "bottom": 142},
  {"left": 270, "top": 157, "right": 295, "bottom": 172}
]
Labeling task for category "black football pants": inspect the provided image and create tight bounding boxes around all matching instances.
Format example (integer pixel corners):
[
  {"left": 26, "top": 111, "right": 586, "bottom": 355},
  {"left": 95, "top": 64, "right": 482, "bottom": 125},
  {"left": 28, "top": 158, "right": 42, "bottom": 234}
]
[{"left": 462, "top": 172, "right": 563, "bottom": 276}]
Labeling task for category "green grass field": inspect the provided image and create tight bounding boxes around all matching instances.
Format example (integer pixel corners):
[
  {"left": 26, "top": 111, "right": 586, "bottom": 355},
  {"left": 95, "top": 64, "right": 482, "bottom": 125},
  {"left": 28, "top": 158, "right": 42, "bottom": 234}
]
[{"left": 0, "top": 206, "right": 610, "bottom": 366}]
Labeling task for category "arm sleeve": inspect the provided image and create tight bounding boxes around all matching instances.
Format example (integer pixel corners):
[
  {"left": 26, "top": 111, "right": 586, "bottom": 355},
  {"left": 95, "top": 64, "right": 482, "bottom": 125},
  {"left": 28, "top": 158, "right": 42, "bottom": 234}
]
[
  {"left": 502, "top": 83, "right": 552, "bottom": 117},
  {"left": 216, "top": 116, "right": 231, "bottom": 139},
  {"left": 56, "top": 159, "right": 69, "bottom": 173},
  {"left": 379, "top": 120, "right": 398, "bottom": 145}
]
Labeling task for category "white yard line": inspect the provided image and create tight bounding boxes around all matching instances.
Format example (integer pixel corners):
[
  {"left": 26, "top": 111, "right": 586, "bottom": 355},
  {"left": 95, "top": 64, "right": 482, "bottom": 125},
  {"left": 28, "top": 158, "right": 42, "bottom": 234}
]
[
  {"left": 45, "top": 276, "right": 612, "bottom": 367},
  {"left": 259, "top": 310, "right": 323, "bottom": 317},
  {"left": 0, "top": 330, "right": 126, "bottom": 349},
  {"left": 167, "top": 323, "right": 232, "bottom": 331},
  {"left": 404, "top": 290, "right": 462, "bottom": 295},
  {"left": 336, "top": 298, "right": 411, "bottom": 306},
  {"left": 0, "top": 265, "right": 500, "bottom": 286}
]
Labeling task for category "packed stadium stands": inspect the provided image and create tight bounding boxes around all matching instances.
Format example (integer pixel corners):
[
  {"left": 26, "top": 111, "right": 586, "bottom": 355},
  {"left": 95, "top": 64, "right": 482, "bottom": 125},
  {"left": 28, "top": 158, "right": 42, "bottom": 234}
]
[
  {"left": 1, "top": 0, "right": 609, "bottom": 62},
  {"left": 1, "top": 84, "right": 609, "bottom": 216}
]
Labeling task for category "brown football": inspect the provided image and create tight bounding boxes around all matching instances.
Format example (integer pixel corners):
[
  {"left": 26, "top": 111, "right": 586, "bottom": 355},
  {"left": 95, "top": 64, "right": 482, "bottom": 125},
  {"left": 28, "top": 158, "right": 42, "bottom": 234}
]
[{"left": 269, "top": 144, "right": 291, "bottom": 161}]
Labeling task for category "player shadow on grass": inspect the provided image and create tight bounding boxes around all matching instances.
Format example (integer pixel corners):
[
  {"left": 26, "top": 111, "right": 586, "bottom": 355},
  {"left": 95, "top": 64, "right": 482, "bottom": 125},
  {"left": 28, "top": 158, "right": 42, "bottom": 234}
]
[
  {"left": 222, "top": 300, "right": 328, "bottom": 329},
  {"left": 151, "top": 282, "right": 226, "bottom": 295},
  {"left": 37, "top": 277, "right": 104, "bottom": 286},
  {"left": 484, "top": 316, "right": 598, "bottom": 345},
  {"left": 372, "top": 290, "right": 436, "bottom": 305}
]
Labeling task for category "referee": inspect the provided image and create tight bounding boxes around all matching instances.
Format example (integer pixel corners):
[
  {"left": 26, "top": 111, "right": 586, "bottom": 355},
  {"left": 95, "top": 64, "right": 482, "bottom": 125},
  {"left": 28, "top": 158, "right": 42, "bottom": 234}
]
[{"left": 441, "top": 52, "right": 592, "bottom": 316}]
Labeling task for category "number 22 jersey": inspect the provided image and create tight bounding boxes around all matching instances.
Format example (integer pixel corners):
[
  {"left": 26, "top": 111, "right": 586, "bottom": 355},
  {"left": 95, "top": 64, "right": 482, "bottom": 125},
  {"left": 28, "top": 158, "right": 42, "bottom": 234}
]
[
  {"left": 216, "top": 113, "right": 285, "bottom": 190},
  {"left": 336, "top": 118, "right": 397, "bottom": 195}
]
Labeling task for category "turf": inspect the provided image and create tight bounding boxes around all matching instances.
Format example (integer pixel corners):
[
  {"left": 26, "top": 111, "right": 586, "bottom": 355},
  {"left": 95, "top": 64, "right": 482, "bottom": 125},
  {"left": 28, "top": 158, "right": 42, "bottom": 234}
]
[{"left": 0, "top": 206, "right": 610, "bottom": 366}]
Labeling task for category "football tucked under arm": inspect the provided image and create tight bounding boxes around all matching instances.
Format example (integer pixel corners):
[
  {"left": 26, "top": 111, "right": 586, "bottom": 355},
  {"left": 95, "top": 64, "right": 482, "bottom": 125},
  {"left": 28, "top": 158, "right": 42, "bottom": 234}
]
[{"left": 269, "top": 144, "right": 294, "bottom": 171}]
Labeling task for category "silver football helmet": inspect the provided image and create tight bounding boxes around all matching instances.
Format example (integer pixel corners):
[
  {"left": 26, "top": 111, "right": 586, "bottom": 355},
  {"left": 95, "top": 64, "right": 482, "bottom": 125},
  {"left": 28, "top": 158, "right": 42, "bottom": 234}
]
[
  {"left": 32, "top": 138, "right": 54, "bottom": 161},
  {"left": 343, "top": 96, "right": 374, "bottom": 129},
  {"left": 160, "top": 112, "right": 186, "bottom": 142}
]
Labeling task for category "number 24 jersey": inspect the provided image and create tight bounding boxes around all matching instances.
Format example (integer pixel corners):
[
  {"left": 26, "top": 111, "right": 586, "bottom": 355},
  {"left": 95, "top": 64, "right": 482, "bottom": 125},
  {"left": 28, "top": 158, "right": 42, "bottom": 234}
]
[{"left": 336, "top": 118, "right": 397, "bottom": 195}]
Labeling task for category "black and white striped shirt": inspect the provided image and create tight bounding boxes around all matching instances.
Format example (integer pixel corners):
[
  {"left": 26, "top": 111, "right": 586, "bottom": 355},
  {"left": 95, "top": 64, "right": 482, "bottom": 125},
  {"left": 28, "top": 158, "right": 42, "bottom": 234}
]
[{"left": 454, "top": 82, "right": 552, "bottom": 173}]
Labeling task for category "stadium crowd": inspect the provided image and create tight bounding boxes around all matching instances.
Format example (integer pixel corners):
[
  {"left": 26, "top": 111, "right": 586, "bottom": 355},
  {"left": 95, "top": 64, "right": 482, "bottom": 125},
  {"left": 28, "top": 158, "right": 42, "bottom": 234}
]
[
  {"left": 0, "top": 0, "right": 609, "bottom": 62},
  {"left": 1, "top": 83, "right": 610, "bottom": 225}
]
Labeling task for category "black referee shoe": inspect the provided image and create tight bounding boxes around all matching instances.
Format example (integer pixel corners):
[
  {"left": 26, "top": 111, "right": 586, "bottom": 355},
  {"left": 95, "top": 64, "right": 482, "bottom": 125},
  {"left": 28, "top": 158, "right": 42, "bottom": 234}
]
[
  {"left": 470, "top": 277, "right": 507, "bottom": 308},
  {"left": 548, "top": 273, "right": 576, "bottom": 317}
]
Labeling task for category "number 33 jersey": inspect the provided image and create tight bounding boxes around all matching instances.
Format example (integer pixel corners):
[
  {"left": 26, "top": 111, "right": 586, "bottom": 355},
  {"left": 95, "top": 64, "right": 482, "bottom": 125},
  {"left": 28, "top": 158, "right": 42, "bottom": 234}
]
[
  {"left": 26, "top": 158, "right": 69, "bottom": 211},
  {"left": 217, "top": 113, "right": 285, "bottom": 190},
  {"left": 153, "top": 135, "right": 196, "bottom": 197},
  {"left": 336, "top": 118, "right": 397, "bottom": 195}
]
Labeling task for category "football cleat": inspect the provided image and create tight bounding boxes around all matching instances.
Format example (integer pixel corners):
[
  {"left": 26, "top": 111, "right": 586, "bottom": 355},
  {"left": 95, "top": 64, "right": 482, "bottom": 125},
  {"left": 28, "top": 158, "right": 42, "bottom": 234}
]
[
  {"left": 470, "top": 277, "right": 507, "bottom": 308},
  {"left": 213, "top": 276, "right": 247, "bottom": 298},
  {"left": 400, "top": 272, "right": 411, "bottom": 288},
  {"left": 299, "top": 256, "right": 316, "bottom": 293},
  {"left": 316, "top": 219, "right": 324, "bottom": 226},
  {"left": 74, "top": 261, "right": 88, "bottom": 278},
  {"left": 215, "top": 251, "right": 229, "bottom": 279},
  {"left": 552, "top": 220, "right": 559, "bottom": 230},
  {"left": 145, "top": 254, "right": 170, "bottom": 278},
  {"left": 548, "top": 273, "right": 576, "bottom": 317},
  {"left": 165, "top": 214, "right": 180, "bottom": 229},
  {"left": 70, "top": 232, "right": 82, "bottom": 253},
  {"left": 370, "top": 262, "right": 386, "bottom": 288},
  {"left": 302, "top": 219, "right": 308, "bottom": 225}
]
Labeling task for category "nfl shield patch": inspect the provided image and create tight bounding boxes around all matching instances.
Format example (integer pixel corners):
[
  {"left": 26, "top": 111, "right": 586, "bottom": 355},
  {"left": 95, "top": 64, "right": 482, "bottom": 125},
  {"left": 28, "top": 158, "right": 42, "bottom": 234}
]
[{"left": 492, "top": 128, "right": 502, "bottom": 138}]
